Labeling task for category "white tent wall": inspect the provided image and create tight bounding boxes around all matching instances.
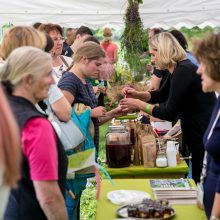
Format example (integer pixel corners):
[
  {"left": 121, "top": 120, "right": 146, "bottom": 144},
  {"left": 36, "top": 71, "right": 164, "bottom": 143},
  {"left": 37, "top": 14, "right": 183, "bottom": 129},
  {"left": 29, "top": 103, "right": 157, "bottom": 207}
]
[{"left": 0, "top": 0, "right": 220, "bottom": 29}]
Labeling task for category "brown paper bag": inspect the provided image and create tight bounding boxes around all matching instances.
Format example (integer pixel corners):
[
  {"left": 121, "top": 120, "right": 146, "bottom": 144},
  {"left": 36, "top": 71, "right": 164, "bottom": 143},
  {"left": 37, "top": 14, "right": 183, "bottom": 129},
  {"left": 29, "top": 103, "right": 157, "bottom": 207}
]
[{"left": 141, "top": 126, "right": 157, "bottom": 168}]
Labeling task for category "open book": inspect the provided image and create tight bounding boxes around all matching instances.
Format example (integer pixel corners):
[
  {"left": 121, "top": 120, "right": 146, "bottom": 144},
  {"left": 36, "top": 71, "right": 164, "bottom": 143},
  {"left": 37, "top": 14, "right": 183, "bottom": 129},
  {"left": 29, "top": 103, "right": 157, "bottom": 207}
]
[{"left": 150, "top": 179, "right": 197, "bottom": 205}]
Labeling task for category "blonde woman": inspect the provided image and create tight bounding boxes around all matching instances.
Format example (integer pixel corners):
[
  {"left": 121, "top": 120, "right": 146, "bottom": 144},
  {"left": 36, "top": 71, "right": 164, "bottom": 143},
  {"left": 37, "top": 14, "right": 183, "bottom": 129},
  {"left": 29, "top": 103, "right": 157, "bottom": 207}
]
[
  {"left": 58, "top": 41, "right": 122, "bottom": 220},
  {"left": 1, "top": 47, "right": 68, "bottom": 220},
  {"left": 121, "top": 32, "right": 216, "bottom": 183},
  {"left": 0, "top": 86, "right": 20, "bottom": 219}
]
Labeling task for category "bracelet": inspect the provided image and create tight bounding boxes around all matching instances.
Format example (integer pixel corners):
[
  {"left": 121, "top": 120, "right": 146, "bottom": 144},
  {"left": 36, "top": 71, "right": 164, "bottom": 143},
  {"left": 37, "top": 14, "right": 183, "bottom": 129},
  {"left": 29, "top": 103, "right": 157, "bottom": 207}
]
[
  {"left": 210, "top": 216, "right": 220, "bottom": 220},
  {"left": 145, "top": 103, "right": 151, "bottom": 114}
]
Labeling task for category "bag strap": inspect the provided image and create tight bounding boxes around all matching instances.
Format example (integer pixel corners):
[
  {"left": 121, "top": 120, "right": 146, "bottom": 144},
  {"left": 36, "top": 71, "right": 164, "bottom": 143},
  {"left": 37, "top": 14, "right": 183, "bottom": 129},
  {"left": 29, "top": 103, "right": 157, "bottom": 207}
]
[{"left": 60, "top": 55, "right": 69, "bottom": 68}]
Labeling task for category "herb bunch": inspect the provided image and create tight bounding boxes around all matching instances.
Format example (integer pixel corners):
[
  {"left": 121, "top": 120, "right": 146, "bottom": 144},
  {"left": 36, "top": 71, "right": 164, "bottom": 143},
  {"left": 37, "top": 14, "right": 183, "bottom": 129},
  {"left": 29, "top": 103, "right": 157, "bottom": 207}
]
[{"left": 121, "top": 0, "right": 147, "bottom": 81}]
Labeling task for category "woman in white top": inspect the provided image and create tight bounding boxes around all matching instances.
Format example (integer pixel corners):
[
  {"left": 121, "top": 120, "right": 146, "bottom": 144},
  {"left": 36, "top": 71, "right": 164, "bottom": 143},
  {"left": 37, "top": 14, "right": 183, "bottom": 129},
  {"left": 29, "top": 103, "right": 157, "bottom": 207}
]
[
  {"left": 0, "top": 85, "right": 21, "bottom": 219},
  {"left": 39, "top": 23, "right": 72, "bottom": 84}
]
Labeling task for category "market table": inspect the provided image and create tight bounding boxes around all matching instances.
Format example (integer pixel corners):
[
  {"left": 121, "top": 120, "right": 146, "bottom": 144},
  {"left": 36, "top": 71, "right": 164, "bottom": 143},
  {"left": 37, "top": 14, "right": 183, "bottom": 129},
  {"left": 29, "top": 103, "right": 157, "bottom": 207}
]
[
  {"left": 105, "top": 160, "right": 188, "bottom": 179},
  {"left": 96, "top": 179, "right": 206, "bottom": 220}
]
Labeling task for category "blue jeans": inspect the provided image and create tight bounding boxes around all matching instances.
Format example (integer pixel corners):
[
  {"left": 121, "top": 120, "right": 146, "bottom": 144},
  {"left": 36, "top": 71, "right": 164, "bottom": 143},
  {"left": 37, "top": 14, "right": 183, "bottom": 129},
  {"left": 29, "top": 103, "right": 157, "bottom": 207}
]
[
  {"left": 66, "top": 190, "right": 82, "bottom": 220},
  {"left": 65, "top": 178, "right": 87, "bottom": 220}
]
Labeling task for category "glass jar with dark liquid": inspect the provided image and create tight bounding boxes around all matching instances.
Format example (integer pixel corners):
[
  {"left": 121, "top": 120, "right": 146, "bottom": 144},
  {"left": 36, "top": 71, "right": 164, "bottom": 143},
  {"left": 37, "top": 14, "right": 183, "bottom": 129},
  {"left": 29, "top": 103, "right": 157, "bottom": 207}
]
[{"left": 106, "top": 125, "right": 131, "bottom": 168}]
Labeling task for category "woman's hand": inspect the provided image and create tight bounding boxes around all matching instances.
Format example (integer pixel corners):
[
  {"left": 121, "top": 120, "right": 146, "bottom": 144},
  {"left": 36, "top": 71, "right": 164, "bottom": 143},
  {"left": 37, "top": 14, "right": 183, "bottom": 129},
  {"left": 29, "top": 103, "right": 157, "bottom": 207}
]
[
  {"left": 122, "top": 87, "right": 139, "bottom": 98},
  {"left": 111, "top": 105, "right": 126, "bottom": 118},
  {"left": 146, "top": 64, "right": 154, "bottom": 74},
  {"left": 91, "top": 106, "right": 106, "bottom": 118},
  {"left": 120, "top": 98, "right": 146, "bottom": 113}
]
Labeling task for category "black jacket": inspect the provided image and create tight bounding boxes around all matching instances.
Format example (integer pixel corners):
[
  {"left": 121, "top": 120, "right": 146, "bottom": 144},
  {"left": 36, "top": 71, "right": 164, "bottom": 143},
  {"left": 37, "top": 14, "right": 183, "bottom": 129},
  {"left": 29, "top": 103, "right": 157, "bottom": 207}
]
[
  {"left": 150, "top": 59, "right": 216, "bottom": 149},
  {"left": 4, "top": 95, "right": 68, "bottom": 220}
]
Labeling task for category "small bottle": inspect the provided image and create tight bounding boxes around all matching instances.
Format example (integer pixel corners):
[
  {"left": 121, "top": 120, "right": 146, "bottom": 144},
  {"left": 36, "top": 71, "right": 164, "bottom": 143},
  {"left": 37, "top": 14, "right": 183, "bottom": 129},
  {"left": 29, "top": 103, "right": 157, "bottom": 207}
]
[{"left": 166, "top": 141, "right": 177, "bottom": 167}]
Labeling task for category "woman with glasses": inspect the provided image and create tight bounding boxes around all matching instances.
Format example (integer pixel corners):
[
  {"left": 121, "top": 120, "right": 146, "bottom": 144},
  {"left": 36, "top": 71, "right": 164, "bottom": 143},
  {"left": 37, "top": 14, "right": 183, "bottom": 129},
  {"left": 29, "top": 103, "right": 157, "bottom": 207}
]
[{"left": 39, "top": 23, "right": 72, "bottom": 84}]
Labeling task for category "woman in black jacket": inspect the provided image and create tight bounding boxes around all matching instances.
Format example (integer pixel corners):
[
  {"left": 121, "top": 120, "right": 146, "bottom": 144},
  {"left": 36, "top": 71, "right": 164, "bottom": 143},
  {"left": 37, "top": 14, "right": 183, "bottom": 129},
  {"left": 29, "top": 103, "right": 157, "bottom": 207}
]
[{"left": 121, "top": 32, "right": 216, "bottom": 183}]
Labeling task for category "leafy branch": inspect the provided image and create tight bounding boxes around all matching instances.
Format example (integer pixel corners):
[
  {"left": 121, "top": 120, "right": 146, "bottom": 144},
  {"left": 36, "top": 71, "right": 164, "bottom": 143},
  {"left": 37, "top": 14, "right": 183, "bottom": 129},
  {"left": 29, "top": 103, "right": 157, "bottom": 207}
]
[{"left": 120, "top": 0, "right": 147, "bottom": 81}]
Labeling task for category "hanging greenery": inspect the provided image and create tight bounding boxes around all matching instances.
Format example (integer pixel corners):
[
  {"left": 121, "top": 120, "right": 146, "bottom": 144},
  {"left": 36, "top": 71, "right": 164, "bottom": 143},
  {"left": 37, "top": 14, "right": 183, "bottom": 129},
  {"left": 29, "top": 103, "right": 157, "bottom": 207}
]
[{"left": 120, "top": 0, "right": 147, "bottom": 81}]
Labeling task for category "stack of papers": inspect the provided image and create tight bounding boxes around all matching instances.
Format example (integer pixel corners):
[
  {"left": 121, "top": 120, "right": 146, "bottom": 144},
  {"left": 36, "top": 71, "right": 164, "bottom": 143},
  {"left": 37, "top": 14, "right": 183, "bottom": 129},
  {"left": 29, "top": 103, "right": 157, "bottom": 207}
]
[{"left": 150, "top": 179, "right": 197, "bottom": 205}]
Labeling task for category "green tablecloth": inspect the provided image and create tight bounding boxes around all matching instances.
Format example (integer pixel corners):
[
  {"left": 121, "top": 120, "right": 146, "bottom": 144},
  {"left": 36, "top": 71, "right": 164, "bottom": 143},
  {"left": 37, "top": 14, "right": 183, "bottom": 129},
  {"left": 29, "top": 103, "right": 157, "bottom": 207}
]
[
  {"left": 96, "top": 179, "right": 206, "bottom": 220},
  {"left": 106, "top": 160, "right": 188, "bottom": 179}
]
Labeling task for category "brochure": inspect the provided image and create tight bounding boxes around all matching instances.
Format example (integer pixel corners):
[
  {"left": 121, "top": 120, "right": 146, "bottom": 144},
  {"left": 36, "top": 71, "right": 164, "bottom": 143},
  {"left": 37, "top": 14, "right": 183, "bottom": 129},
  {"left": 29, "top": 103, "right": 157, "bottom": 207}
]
[{"left": 150, "top": 179, "right": 192, "bottom": 190}]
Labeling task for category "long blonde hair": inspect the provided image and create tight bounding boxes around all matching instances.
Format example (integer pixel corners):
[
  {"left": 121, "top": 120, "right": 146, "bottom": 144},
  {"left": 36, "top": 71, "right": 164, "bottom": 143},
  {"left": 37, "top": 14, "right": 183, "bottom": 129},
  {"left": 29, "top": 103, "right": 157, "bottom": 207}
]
[
  {"left": 149, "top": 32, "right": 186, "bottom": 69},
  {"left": 0, "top": 26, "right": 46, "bottom": 60},
  {"left": 73, "top": 41, "right": 106, "bottom": 64},
  {"left": 0, "top": 85, "right": 20, "bottom": 187}
]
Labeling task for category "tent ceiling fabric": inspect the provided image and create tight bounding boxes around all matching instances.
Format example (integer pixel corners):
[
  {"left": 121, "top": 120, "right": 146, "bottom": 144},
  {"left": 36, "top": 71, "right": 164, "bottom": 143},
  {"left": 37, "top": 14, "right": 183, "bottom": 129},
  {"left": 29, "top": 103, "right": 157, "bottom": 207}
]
[{"left": 0, "top": 0, "right": 220, "bottom": 29}]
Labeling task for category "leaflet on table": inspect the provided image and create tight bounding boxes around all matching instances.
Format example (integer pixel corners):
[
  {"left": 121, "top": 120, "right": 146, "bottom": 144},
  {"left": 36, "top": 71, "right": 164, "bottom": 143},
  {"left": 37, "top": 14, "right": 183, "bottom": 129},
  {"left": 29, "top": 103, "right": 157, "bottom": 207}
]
[{"left": 150, "top": 179, "right": 193, "bottom": 190}]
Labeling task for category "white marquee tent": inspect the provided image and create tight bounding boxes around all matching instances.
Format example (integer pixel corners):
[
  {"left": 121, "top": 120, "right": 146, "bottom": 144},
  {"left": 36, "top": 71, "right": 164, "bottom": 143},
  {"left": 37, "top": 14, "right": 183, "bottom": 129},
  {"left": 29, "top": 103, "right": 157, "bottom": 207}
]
[{"left": 0, "top": 0, "right": 220, "bottom": 29}]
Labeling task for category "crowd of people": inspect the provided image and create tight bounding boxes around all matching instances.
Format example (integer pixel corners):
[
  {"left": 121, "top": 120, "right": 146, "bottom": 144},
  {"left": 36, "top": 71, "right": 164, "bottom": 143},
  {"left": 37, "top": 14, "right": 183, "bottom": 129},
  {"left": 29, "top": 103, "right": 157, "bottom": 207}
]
[{"left": 0, "top": 22, "right": 219, "bottom": 220}]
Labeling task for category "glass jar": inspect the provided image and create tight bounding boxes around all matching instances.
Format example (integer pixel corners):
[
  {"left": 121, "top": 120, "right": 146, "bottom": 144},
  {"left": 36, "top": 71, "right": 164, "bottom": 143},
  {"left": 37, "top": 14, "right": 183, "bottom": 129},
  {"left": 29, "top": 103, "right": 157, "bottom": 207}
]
[
  {"left": 156, "top": 151, "right": 168, "bottom": 168},
  {"left": 106, "top": 125, "right": 131, "bottom": 168}
]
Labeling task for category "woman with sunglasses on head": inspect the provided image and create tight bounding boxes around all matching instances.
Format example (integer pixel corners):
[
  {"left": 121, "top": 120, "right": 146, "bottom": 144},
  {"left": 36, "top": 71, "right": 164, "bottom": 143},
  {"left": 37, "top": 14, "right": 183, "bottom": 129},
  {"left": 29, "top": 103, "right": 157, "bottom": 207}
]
[{"left": 121, "top": 32, "right": 216, "bottom": 184}]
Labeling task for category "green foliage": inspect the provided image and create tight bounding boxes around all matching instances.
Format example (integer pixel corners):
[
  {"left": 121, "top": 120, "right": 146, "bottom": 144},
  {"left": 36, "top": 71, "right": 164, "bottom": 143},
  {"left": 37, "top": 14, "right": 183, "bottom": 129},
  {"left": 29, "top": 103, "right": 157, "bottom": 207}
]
[
  {"left": 80, "top": 186, "right": 97, "bottom": 220},
  {"left": 120, "top": 0, "right": 147, "bottom": 81},
  {"left": 177, "top": 26, "right": 215, "bottom": 50}
]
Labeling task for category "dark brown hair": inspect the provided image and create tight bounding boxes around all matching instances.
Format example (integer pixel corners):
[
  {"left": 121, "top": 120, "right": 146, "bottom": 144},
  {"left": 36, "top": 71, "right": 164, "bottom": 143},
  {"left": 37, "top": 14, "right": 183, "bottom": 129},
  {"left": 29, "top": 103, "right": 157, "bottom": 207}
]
[
  {"left": 75, "top": 26, "right": 93, "bottom": 37},
  {"left": 38, "top": 23, "right": 63, "bottom": 36},
  {"left": 193, "top": 33, "right": 220, "bottom": 81},
  {"left": 170, "top": 30, "right": 188, "bottom": 50},
  {"left": 45, "top": 34, "right": 54, "bottom": 53},
  {"left": 83, "top": 36, "right": 100, "bottom": 45}
]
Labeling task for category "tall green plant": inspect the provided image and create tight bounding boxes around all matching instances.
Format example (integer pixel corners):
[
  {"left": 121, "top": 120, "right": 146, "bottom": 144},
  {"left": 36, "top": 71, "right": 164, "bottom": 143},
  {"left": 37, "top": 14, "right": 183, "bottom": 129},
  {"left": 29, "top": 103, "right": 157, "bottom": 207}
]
[{"left": 120, "top": 0, "right": 147, "bottom": 81}]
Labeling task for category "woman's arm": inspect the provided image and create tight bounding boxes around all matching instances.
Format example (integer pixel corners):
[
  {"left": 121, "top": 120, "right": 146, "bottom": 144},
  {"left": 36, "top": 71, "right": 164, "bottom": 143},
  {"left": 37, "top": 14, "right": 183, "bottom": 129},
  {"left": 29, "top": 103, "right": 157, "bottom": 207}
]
[
  {"left": 113, "top": 46, "right": 118, "bottom": 64},
  {"left": 51, "top": 97, "right": 72, "bottom": 122},
  {"left": 98, "top": 106, "right": 127, "bottom": 125},
  {"left": 210, "top": 193, "right": 220, "bottom": 220},
  {"left": 120, "top": 98, "right": 155, "bottom": 116},
  {"left": 34, "top": 181, "right": 68, "bottom": 220},
  {"left": 148, "top": 74, "right": 162, "bottom": 91},
  {"left": 122, "top": 87, "right": 151, "bottom": 102},
  {"left": 48, "top": 85, "right": 72, "bottom": 122},
  {"left": 61, "top": 90, "right": 75, "bottom": 105},
  {"left": 90, "top": 106, "right": 106, "bottom": 118}
]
